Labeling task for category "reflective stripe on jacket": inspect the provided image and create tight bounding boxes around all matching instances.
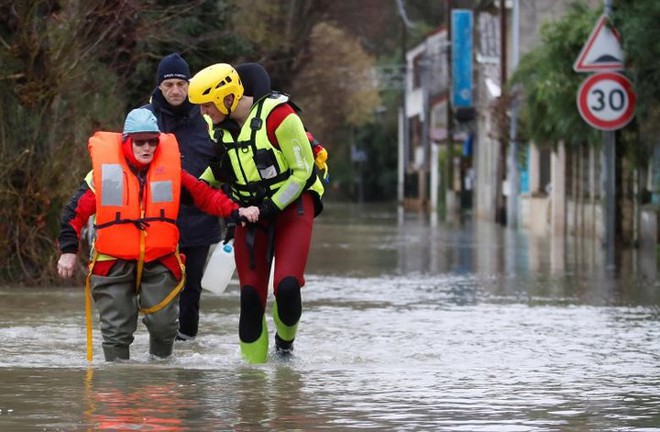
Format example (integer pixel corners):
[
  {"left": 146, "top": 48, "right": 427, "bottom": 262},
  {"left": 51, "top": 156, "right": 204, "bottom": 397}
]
[{"left": 88, "top": 131, "right": 181, "bottom": 262}]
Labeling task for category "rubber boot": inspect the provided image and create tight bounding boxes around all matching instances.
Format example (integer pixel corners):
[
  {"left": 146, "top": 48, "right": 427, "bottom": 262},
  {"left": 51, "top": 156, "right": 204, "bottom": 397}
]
[
  {"left": 175, "top": 331, "right": 195, "bottom": 342},
  {"left": 239, "top": 316, "right": 269, "bottom": 364},
  {"left": 274, "top": 333, "right": 294, "bottom": 356},
  {"left": 272, "top": 300, "right": 298, "bottom": 354},
  {"left": 103, "top": 345, "right": 130, "bottom": 362},
  {"left": 149, "top": 336, "right": 174, "bottom": 358}
]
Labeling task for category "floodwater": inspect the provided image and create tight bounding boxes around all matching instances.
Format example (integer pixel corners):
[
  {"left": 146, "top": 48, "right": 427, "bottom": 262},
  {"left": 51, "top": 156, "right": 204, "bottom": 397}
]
[{"left": 1, "top": 202, "right": 659, "bottom": 431}]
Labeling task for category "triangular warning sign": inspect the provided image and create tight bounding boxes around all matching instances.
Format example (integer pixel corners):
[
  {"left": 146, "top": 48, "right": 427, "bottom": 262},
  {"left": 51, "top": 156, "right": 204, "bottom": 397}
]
[{"left": 574, "top": 15, "right": 624, "bottom": 72}]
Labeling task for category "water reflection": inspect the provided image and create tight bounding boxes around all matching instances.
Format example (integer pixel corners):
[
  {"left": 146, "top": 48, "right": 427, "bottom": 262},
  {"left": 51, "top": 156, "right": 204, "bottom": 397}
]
[
  {"left": 77, "top": 362, "right": 323, "bottom": 430},
  {"left": 231, "top": 366, "right": 315, "bottom": 430},
  {"left": 83, "top": 368, "right": 192, "bottom": 431}
]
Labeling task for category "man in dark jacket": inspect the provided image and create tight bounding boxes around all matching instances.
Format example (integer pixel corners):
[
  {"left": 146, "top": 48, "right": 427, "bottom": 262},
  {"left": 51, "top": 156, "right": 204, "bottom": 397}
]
[{"left": 144, "top": 53, "right": 221, "bottom": 341}]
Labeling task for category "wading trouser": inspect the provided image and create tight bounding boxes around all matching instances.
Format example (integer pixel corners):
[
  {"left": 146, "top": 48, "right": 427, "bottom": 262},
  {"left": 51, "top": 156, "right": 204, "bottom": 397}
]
[{"left": 91, "top": 260, "right": 180, "bottom": 361}]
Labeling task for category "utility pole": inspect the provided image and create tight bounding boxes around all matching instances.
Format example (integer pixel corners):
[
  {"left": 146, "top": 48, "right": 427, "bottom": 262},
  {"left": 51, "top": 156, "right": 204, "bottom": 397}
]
[
  {"left": 399, "top": 15, "right": 408, "bottom": 205},
  {"left": 506, "top": 0, "right": 520, "bottom": 228},
  {"left": 421, "top": 51, "right": 431, "bottom": 210},
  {"left": 396, "top": 0, "right": 414, "bottom": 208},
  {"left": 495, "top": 0, "right": 508, "bottom": 224},
  {"left": 446, "top": 0, "right": 455, "bottom": 217}
]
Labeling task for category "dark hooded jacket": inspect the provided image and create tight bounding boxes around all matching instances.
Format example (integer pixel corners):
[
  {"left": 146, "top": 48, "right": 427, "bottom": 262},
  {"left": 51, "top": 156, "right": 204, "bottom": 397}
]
[{"left": 143, "top": 89, "right": 221, "bottom": 247}]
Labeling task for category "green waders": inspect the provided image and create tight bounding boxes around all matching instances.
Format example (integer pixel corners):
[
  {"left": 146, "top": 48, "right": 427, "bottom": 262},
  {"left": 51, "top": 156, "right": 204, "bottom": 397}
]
[{"left": 90, "top": 260, "right": 180, "bottom": 361}]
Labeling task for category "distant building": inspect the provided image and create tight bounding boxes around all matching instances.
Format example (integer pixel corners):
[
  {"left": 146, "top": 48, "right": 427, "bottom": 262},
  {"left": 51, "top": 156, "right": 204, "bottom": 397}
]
[{"left": 400, "top": 27, "right": 468, "bottom": 212}]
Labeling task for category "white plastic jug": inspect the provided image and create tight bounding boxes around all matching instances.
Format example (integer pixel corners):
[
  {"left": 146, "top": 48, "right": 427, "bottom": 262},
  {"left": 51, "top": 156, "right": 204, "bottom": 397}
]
[{"left": 201, "top": 240, "right": 236, "bottom": 294}]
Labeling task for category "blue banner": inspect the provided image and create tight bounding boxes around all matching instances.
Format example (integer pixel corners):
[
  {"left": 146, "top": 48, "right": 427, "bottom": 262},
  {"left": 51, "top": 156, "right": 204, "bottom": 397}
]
[{"left": 452, "top": 10, "right": 473, "bottom": 108}]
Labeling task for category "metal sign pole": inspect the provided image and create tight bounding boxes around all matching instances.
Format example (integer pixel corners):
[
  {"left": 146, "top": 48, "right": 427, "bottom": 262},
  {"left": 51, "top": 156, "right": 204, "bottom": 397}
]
[
  {"left": 603, "top": 130, "right": 616, "bottom": 267},
  {"left": 603, "top": 0, "right": 615, "bottom": 268}
]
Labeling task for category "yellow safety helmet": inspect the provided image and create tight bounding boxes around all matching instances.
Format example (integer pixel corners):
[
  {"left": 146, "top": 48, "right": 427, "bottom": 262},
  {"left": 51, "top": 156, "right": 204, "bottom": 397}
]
[{"left": 188, "top": 63, "right": 244, "bottom": 115}]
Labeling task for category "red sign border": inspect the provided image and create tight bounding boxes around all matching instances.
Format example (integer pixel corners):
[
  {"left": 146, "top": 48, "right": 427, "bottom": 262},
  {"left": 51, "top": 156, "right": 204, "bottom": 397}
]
[{"left": 577, "top": 72, "right": 636, "bottom": 131}]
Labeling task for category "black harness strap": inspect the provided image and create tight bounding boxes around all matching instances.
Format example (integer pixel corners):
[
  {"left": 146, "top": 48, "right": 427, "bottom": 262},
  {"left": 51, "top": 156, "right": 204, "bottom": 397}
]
[
  {"left": 266, "top": 223, "right": 276, "bottom": 268},
  {"left": 95, "top": 210, "right": 176, "bottom": 230},
  {"left": 297, "top": 197, "right": 304, "bottom": 216},
  {"left": 223, "top": 140, "right": 251, "bottom": 151},
  {"left": 229, "top": 170, "right": 291, "bottom": 194},
  {"left": 244, "top": 222, "right": 276, "bottom": 271},
  {"left": 246, "top": 224, "right": 257, "bottom": 269},
  {"left": 231, "top": 98, "right": 268, "bottom": 202}
]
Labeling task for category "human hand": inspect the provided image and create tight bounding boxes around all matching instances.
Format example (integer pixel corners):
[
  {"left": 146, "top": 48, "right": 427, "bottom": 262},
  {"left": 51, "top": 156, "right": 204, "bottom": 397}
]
[
  {"left": 238, "top": 206, "right": 260, "bottom": 224},
  {"left": 57, "top": 253, "right": 78, "bottom": 278}
]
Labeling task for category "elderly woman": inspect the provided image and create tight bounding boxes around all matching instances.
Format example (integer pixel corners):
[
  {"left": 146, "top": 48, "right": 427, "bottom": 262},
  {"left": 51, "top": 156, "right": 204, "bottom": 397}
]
[{"left": 57, "top": 108, "right": 259, "bottom": 361}]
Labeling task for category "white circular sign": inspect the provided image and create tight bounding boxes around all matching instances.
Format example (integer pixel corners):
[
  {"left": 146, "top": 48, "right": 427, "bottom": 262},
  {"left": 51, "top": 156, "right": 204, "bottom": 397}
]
[{"left": 576, "top": 72, "right": 636, "bottom": 131}]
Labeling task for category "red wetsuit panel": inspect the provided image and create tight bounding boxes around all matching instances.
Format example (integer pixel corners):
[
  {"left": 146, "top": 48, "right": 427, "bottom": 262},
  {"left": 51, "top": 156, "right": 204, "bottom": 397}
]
[
  {"left": 265, "top": 103, "right": 297, "bottom": 149},
  {"left": 233, "top": 192, "right": 315, "bottom": 306}
]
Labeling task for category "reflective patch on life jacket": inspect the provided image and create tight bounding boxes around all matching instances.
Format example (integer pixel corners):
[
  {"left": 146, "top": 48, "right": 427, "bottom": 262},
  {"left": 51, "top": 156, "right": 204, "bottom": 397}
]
[
  {"left": 151, "top": 180, "right": 174, "bottom": 203},
  {"left": 101, "top": 163, "right": 123, "bottom": 206}
]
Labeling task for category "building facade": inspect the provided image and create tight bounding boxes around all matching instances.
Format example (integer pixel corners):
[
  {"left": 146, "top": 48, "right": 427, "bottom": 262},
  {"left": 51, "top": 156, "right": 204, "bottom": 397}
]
[{"left": 399, "top": 0, "right": 657, "bottom": 265}]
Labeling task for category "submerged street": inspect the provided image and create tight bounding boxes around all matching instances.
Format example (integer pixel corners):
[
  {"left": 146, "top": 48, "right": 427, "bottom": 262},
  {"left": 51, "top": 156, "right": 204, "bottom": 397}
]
[{"left": 0, "top": 202, "right": 658, "bottom": 430}]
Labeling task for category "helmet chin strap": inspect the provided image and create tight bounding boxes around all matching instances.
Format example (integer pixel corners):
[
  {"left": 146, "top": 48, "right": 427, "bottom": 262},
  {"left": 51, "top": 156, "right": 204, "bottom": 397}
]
[{"left": 224, "top": 93, "right": 241, "bottom": 117}]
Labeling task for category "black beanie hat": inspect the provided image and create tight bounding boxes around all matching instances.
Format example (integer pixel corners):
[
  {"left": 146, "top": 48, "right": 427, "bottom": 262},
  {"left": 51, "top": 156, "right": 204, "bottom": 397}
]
[{"left": 156, "top": 53, "right": 191, "bottom": 85}]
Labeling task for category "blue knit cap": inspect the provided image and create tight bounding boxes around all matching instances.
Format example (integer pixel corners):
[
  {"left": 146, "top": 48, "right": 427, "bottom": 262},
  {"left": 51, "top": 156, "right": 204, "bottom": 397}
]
[
  {"left": 157, "top": 53, "right": 191, "bottom": 84},
  {"left": 123, "top": 108, "right": 160, "bottom": 139}
]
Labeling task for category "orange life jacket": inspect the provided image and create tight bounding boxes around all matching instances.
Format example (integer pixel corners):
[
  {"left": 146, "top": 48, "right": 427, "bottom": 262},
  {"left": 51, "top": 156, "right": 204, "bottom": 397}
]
[{"left": 88, "top": 131, "right": 181, "bottom": 262}]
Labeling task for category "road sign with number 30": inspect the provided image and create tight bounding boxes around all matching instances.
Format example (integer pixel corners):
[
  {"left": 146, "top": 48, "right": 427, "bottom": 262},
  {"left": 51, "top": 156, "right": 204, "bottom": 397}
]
[{"left": 576, "top": 72, "right": 636, "bottom": 131}]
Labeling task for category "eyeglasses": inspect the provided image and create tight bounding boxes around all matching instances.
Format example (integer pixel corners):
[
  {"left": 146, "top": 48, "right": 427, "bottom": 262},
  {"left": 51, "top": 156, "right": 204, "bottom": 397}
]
[{"left": 133, "top": 139, "right": 159, "bottom": 147}]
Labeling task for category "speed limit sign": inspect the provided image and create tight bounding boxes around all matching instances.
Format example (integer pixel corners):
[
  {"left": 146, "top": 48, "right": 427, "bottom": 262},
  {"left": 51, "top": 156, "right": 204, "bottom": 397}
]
[{"left": 577, "top": 72, "right": 636, "bottom": 131}]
